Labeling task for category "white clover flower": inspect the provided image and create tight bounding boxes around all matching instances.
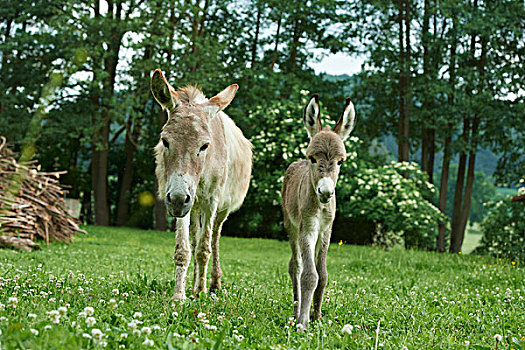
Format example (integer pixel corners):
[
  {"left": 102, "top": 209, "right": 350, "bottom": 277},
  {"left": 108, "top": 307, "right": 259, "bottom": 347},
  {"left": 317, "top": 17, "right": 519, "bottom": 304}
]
[
  {"left": 341, "top": 324, "right": 353, "bottom": 335},
  {"left": 84, "top": 306, "right": 94, "bottom": 316},
  {"left": 58, "top": 306, "right": 67, "bottom": 316},
  {"left": 44, "top": 325, "right": 52, "bottom": 330},
  {"left": 133, "top": 329, "right": 142, "bottom": 336},
  {"left": 112, "top": 289, "right": 119, "bottom": 295},
  {"left": 141, "top": 326, "right": 152, "bottom": 335},
  {"left": 47, "top": 310, "right": 60, "bottom": 324},
  {"left": 28, "top": 313, "right": 37, "bottom": 319},
  {"left": 196, "top": 312, "right": 206, "bottom": 320},
  {"left": 30, "top": 328, "right": 39, "bottom": 336},
  {"left": 78, "top": 311, "right": 87, "bottom": 318},
  {"left": 133, "top": 312, "right": 142, "bottom": 319},
  {"left": 465, "top": 340, "right": 470, "bottom": 346},
  {"left": 82, "top": 333, "right": 92, "bottom": 339},
  {"left": 233, "top": 333, "right": 244, "bottom": 341},
  {"left": 108, "top": 299, "right": 118, "bottom": 310},
  {"left": 204, "top": 323, "right": 217, "bottom": 331},
  {"left": 401, "top": 347, "right": 408, "bottom": 350},
  {"left": 92, "top": 328, "right": 103, "bottom": 341},
  {"left": 172, "top": 311, "right": 178, "bottom": 317},
  {"left": 8, "top": 296, "right": 18, "bottom": 308},
  {"left": 0, "top": 303, "right": 5, "bottom": 310},
  {"left": 494, "top": 334, "right": 502, "bottom": 342},
  {"left": 142, "top": 338, "right": 154, "bottom": 346},
  {"left": 128, "top": 320, "right": 138, "bottom": 330},
  {"left": 86, "top": 316, "right": 96, "bottom": 327},
  {"left": 120, "top": 333, "right": 128, "bottom": 339}
]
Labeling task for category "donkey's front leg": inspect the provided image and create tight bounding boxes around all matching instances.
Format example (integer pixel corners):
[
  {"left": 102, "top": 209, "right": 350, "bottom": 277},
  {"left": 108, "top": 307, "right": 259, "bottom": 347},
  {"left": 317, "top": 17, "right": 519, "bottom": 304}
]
[
  {"left": 289, "top": 239, "right": 301, "bottom": 319},
  {"left": 210, "top": 210, "right": 228, "bottom": 291},
  {"left": 172, "top": 214, "right": 191, "bottom": 301},
  {"left": 193, "top": 205, "right": 217, "bottom": 295},
  {"left": 298, "top": 229, "right": 319, "bottom": 328},
  {"left": 311, "top": 230, "right": 330, "bottom": 321}
]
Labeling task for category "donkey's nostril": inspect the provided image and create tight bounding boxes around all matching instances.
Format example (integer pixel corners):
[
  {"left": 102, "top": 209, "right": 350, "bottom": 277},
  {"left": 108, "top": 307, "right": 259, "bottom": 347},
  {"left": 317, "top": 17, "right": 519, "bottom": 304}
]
[
  {"left": 167, "top": 193, "right": 171, "bottom": 203},
  {"left": 184, "top": 195, "right": 191, "bottom": 204}
]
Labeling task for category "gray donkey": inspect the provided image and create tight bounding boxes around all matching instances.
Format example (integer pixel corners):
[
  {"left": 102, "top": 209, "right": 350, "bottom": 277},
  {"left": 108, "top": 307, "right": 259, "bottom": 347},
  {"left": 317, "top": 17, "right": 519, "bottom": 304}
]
[
  {"left": 281, "top": 94, "right": 356, "bottom": 327},
  {"left": 151, "top": 69, "right": 252, "bottom": 300}
]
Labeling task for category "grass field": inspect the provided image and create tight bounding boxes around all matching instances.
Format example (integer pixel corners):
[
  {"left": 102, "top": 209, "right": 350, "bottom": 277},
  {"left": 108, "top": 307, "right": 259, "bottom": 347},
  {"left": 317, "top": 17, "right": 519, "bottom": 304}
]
[{"left": 0, "top": 226, "right": 524, "bottom": 349}]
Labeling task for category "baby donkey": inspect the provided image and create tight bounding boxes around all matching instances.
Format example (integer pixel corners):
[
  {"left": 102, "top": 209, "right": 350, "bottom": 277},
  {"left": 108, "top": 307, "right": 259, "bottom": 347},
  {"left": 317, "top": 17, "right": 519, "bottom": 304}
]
[{"left": 282, "top": 94, "right": 356, "bottom": 328}]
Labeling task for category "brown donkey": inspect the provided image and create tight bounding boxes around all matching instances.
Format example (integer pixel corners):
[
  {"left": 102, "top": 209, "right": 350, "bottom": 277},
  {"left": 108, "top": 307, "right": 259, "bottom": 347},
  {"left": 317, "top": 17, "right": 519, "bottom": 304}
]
[
  {"left": 151, "top": 69, "right": 252, "bottom": 300},
  {"left": 282, "top": 94, "right": 356, "bottom": 328}
]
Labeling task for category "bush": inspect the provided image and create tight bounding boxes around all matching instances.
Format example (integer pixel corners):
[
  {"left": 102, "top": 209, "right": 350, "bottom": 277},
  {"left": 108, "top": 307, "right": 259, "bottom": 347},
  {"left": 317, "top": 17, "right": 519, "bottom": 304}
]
[
  {"left": 337, "top": 155, "right": 445, "bottom": 250},
  {"left": 475, "top": 190, "right": 525, "bottom": 263}
]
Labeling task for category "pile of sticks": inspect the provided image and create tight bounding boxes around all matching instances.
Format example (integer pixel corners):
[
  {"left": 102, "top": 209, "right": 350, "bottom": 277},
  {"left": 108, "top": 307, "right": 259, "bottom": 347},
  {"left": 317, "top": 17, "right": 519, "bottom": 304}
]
[{"left": 0, "top": 137, "right": 85, "bottom": 251}]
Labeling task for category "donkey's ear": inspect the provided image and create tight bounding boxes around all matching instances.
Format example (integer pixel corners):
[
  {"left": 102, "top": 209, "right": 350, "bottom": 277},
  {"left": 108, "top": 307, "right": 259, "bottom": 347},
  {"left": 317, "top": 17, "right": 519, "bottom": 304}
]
[
  {"left": 204, "top": 84, "right": 239, "bottom": 117},
  {"left": 304, "top": 94, "right": 322, "bottom": 138},
  {"left": 333, "top": 98, "right": 356, "bottom": 141},
  {"left": 151, "top": 69, "right": 178, "bottom": 111}
]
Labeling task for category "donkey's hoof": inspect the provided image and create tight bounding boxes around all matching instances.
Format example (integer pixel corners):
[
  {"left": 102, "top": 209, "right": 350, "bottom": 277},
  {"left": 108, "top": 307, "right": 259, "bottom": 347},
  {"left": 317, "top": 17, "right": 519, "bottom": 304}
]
[
  {"left": 209, "top": 280, "right": 221, "bottom": 292},
  {"left": 310, "top": 312, "right": 322, "bottom": 321},
  {"left": 295, "top": 322, "right": 308, "bottom": 332}
]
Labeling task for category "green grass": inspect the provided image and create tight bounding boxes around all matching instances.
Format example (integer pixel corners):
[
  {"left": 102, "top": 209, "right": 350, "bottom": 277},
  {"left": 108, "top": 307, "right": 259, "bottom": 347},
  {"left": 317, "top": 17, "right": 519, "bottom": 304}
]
[{"left": 1, "top": 226, "right": 524, "bottom": 349}]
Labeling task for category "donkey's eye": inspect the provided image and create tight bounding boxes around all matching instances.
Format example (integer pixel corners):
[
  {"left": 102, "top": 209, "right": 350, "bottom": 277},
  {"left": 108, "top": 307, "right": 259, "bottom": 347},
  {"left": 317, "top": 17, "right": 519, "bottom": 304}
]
[
  {"left": 337, "top": 159, "right": 343, "bottom": 165},
  {"left": 199, "top": 143, "right": 209, "bottom": 152},
  {"left": 161, "top": 138, "right": 169, "bottom": 149},
  {"left": 309, "top": 156, "right": 317, "bottom": 164}
]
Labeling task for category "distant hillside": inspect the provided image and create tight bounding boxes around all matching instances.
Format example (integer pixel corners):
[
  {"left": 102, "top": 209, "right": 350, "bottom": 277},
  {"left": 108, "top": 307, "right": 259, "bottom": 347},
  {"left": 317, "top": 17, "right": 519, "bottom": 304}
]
[{"left": 381, "top": 134, "right": 499, "bottom": 177}]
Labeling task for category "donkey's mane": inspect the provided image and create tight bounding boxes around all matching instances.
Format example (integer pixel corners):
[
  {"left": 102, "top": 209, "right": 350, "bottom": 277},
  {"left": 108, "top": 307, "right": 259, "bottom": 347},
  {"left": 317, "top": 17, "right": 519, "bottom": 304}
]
[{"left": 177, "top": 85, "right": 207, "bottom": 105}]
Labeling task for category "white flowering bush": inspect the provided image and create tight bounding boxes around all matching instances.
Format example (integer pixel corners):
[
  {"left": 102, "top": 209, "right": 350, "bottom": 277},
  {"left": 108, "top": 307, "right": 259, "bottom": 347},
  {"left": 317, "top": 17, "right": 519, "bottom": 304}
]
[
  {"left": 476, "top": 194, "right": 525, "bottom": 263},
  {"left": 337, "top": 153, "right": 445, "bottom": 250}
]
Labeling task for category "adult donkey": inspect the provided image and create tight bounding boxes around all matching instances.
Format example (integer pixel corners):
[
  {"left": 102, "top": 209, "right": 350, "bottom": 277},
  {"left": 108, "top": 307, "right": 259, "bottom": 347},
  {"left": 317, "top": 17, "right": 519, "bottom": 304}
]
[
  {"left": 151, "top": 69, "right": 252, "bottom": 300},
  {"left": 282, "top": 94, "right": 356, "bottom": 328}
]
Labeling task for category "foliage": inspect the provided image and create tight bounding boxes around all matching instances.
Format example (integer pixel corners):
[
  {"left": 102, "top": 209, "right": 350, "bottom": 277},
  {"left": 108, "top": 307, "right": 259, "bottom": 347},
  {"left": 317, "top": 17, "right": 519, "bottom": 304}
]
[
  {"left": 434, "top": 165, "right": 497, "bottom": 224},
  {"left": 0, "top": 226, "right": 523, "bottom": 349},
  {"left": 475, "top": 191, "right": 525, "bottom": 263},
  {"left": 338, "top": 159, "right": 445, "bottom": 250}
]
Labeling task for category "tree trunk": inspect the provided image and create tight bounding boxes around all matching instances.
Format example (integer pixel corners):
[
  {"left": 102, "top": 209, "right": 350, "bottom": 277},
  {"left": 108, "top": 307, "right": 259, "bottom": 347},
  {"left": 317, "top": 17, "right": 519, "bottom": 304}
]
[
  {"left": 270, "top": 16, "right": 282, "bottom": 71},
  {"left": 115, "top": 121, "right": 141, "bottom": 226},
  {"left": 458, "top": 118, "right": 479, "bottom": 234},
  {"left": 451, "top": 31, "right": 487, "bottom": 252},
  {"left": 91, "top": 121, "right": 110, "bottom": 225},
  {"left": 251, "top": 4, "right": 262, "bottom": 69},
  {"left": 437, "top": 128, "right": 452, "bottom": 252},
  {"left": 397, "top": 0, "right": 410, "bottom": 163},
  {"left": 449, "top": 118, "right": 469, "bottom": 253},
  {"left": 289, "top": 16, "right": 301, "bottom": 73},
  {"left": 437, "top": 24, "right": 457, "bottom": 252}
]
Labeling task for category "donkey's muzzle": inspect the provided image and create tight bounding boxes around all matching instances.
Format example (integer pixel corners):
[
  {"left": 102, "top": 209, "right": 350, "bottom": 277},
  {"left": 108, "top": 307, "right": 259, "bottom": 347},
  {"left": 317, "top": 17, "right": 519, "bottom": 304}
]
[
  {"left": 166, "top": 192, "right": 192, "bottom": 217},
  {"left": 316, "top": 177, "right": 335, "bottom": 204}
]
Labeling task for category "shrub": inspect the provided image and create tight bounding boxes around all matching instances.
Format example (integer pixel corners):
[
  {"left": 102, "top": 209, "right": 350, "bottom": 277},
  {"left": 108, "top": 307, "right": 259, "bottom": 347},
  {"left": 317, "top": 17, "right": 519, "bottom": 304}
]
[
  {"left": 475, "top": 190, "right": 525, "bottom": 263},
  {"left": 338, "top": 156, "right": 445, "bottom": 250}
]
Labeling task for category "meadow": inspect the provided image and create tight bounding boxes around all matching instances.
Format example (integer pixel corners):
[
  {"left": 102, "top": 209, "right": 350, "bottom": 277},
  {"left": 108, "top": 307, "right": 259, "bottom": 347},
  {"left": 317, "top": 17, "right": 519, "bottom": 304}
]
[{"left": 0, "top": 226, "right": 523, "bottom": 349}]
